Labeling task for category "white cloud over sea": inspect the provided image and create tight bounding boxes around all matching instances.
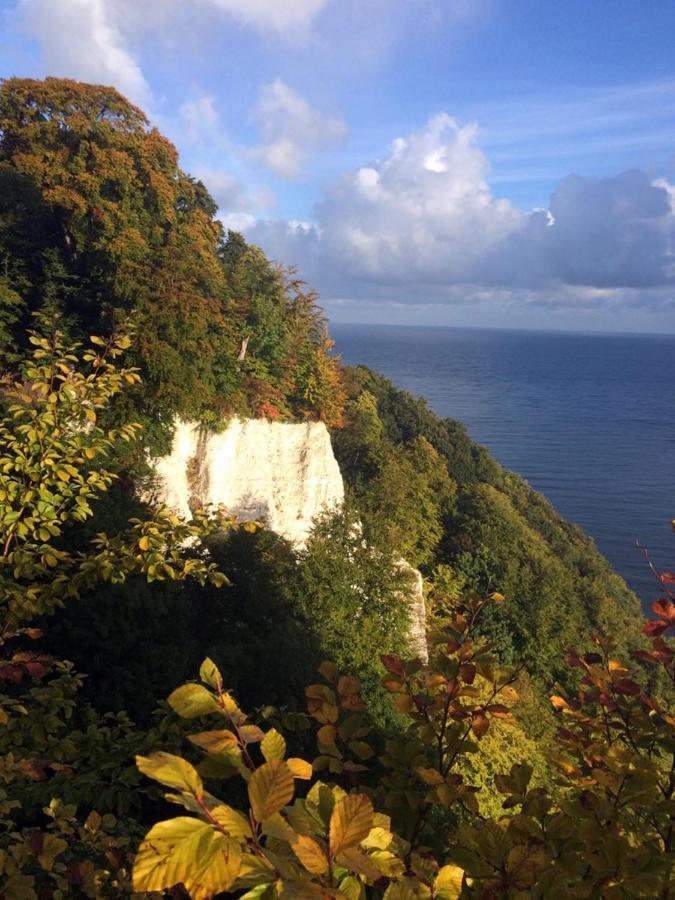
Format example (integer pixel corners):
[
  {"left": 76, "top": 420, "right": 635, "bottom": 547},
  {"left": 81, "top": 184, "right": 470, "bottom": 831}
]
[{"left": 247, "top": 114, "right": 675, "bottom": 307}]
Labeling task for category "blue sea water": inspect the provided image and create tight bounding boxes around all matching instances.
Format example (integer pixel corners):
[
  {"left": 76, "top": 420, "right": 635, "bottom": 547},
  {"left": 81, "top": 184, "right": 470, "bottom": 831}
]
[{"left": 331, "top": 322, "right": 675, "bottom": 609}]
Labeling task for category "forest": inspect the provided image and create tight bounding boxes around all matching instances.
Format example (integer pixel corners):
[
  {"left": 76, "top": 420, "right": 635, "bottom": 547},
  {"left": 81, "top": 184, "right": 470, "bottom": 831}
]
[{"left": 0, "top": 77, "right": 673, "bottom": 898}]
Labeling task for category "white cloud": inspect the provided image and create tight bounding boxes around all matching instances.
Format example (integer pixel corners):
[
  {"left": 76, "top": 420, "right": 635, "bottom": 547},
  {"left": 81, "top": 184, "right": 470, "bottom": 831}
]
[
  {"left": 195, "top": 166, "right": 275, "bottom": 216},
  {"left": 252, "top": 80, "right": 347, "bottom": 177},
  {"left": 249, "top": 114, "right": 675, "bottom": 305},
  {"left": 17, "top": 0, "right": 152, "bottom": 107},
  {"left": 252, "top": 113, "right": 524, "bottom": 283},
  {"left": 204, "top": 0, "right": 330, "bottom": 33},
  {"left": 179, "top": 95, "right": 219, "bottom": 144}
]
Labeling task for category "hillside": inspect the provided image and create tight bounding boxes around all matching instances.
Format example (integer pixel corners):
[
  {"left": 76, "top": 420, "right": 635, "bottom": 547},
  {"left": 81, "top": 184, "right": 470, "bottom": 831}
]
[{"left": 0, "top": 77, "right": 668, "bottom": 898}]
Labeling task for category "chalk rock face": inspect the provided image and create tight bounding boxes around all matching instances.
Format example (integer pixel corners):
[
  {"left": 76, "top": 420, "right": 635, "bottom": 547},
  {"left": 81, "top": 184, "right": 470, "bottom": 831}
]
[
  {"left": 398, "top": 561, "right": 428, "bottom": 663},
  {"left": 153, "top": 417, "right": 427, "bottom": 659},
  {"left": 153, "top": 419, "right": 344, "bottom": 546}
]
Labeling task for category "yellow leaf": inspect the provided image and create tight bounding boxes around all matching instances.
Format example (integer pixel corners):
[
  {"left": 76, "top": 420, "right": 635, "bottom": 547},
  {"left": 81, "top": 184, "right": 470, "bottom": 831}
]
[
  {"left": 199, "top": 657, "right": 222, "bottom": 689},
  {"left": 210, "top": 804, "right": 252, "bottom": 840},
  {"left": 336, "top": 847, "right": 382, "bottom": 881},
  {"left": 168, "top": 683, "right": 220, "bottom": 719},
  {"left": 188, "top": 730, "right": 238, "bottom": 753},
  {"left": 416, "top": 766, "right": 445, "bottom": 785},
  {"left": 133, "top": 817, "right": 241, "bottom": 898},
  {"left": 550, "top": 695, "right": 569, "bottom": 710},
  {"left": 261, "top": 728, "right": 286, "bottom": 762},
  {"left": 435, "top": 864, "right": 464, "bottom": 899},
  {"left": 239, "top": 724, "right": 265, "bottom": 743},
  {"left": 136, "top": 753, "right": 203, "bottom": 797},
  {"left": 291, "top": 834, "right": 329, "bottom": 875},
  {"left": 138, "top": 536, "right": 150, "bottom": 551},
  {"left": 248, "top": 760, "right": 294, "bottom": 822},
  {"left": 329, "top": 793, "right": 373, "bottom": 857},
  {"left": 287, "top": 757, "right": 313, "bottom": 779},
  {"left": 393, "top": 695, "right": 413, "bottom": 714},
  {"left": 38, "top": 834, "right": 67, "bottom": 872},
  {"left": 261, "top": 811, "right": 297, "bottom": 842}
]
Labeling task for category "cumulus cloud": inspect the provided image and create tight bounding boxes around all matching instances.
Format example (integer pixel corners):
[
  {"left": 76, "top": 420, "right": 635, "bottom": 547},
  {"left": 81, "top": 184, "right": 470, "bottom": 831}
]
[
  {"left": 250, "top": 113, "right": 525, "bottom": 287},
  {"left": 252, "top": 80, "right": 347, "bottom": 177},
  {"left": 17, "top": 0, "right": 152, "bottom": 107},
  {"left": 248, "top": 114, "right": 675, "bottom": 303}
]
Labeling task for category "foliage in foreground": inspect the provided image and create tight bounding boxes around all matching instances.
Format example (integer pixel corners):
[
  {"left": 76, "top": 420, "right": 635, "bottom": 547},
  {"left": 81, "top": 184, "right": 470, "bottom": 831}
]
[
  {"left": 135, "top": 590, "right": 675, "bottom": 898},
  {"left": 0, "top": 322, "right": 228, "bottom": 894}
]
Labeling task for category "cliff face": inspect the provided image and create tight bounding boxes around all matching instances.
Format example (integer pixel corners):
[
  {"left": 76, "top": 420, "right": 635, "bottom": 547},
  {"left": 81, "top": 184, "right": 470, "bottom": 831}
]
[
  {"left": 153, "top": 419, "right": 344, "bottom": 546},
  {"left": 152, "top": 418, "right": 426, "bottom": 658}
]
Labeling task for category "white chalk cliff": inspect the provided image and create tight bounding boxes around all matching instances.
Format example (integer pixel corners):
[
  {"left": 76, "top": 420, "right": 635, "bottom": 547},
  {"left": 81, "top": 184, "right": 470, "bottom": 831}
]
[{"left": 152, "top": 418, "right": 427, "bottom": 658}]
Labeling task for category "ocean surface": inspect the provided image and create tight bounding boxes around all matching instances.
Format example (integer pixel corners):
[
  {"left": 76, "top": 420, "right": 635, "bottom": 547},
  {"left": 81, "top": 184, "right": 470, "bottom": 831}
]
[{"left": 331, "top": 322, "right": 675, "bottom": 608}]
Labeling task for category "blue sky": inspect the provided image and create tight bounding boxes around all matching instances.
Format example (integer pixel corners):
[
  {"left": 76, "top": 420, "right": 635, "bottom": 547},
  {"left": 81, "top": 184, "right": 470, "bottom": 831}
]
[{"left": 3, "top": 0, "right": 675, "bottom": 331}]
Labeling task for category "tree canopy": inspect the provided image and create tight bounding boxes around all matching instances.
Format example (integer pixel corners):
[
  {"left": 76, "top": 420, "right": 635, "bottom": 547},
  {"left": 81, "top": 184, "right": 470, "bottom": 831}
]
[{"left": 0, "top": 77, "right": 344, "bottom": 433}]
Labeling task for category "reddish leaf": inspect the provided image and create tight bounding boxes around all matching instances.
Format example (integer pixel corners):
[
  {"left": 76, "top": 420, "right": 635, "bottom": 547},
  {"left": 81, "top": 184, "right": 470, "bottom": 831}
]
[
  {"left": 471, "top": 712, "right": 489, "bottom": 738},
  {"left": 30, "top": 831, "right": 45, "bottom": 853},
  {"left": 0, "top": 665, "right": 23, "bottom": 683},
  {"left": 380, "top": 655, "right": 404, "bottom": 676},
  {"left": 657, "top": 573, "right": 675, "bottom": 586},
  {"left": 66, "top": 864, "right": 85, "bottom": 886},
  {"left": 25, "top": 662, "right": 48, "bottom": 680},
  {"left": 644, "top": 620, "right": 669, "bottom": 637},
  {"left": 459, "top": 663, "right": 476, "bottom": 684},
  {"left": 614, "top": 679, "right": 641, "bottom": 696},
  {"left": 652, "top": 598, "right": 675, "bottom": 620},
  {"left": 23, "top": 628, "right": 44, "bottom": 640},
  {"left": 634, "top": 650, "right": 658, "bottom": 664}
]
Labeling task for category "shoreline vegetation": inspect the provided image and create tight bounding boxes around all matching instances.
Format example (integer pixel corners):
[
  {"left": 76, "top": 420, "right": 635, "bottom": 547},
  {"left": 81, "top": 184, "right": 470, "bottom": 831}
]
[{"left": 0, "top": 77, "right": 672, "bottom": 897}]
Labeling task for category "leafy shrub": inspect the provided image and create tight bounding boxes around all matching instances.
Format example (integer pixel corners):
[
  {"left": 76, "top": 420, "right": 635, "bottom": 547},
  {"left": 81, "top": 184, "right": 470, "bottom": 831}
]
[{"left": 135, "top": 587, "right": 675, "bottom": 898}]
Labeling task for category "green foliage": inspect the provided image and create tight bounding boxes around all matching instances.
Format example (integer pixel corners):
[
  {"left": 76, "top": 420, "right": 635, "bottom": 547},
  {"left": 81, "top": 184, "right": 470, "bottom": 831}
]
[
  {"left": 338, "top": 366, "right": 644, "bottom": 692},
  {"left": 135, "top": 591, "right": 675, "bottom": 898},
  {"left": 0, "top": 321, "right": 229, "bottom": 892},
  {"left": 0, "top": 77, "right": 345, "bottom": 434}
]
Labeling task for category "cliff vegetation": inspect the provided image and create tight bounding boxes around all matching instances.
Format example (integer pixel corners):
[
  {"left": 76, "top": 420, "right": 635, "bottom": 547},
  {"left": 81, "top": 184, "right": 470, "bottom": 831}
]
[{"left": 0, "top": 78, "right": 671, "bottom": 897}]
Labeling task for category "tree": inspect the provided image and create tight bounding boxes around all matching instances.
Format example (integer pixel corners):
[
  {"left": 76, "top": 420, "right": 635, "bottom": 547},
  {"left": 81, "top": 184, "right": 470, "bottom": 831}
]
[{"left": 0, "top": 78, "right": 345, "bottom": 432}]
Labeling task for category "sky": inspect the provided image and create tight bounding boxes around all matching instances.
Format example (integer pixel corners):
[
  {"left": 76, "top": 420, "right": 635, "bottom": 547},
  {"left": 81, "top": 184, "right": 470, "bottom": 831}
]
[{"left": 3, "top": 1, "right": 675, "bottom": 331}]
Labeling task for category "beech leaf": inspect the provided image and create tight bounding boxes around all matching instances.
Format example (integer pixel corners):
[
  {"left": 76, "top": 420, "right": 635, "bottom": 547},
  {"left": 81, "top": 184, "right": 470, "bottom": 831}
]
[
  {"left": 248, "top": 760, "right": 294, "bottom": 822},
  {"left": 329, "top": 793, "right": 373, "bottom": 857}
]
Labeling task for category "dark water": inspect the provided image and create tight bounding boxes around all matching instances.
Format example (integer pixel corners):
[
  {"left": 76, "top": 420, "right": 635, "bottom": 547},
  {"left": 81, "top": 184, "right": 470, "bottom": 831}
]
[{"left": 332, "top": 322, "right": 675, "bottom": 608}]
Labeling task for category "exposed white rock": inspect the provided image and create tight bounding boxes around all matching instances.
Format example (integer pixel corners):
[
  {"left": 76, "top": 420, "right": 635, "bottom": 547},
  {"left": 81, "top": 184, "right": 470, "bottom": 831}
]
[
  {"left": 398, "top": 561, "right": 428, "bottom": 663},
  {"left": 152, "top": 417, "right": 427, "bottom": 659},
  {"left": 152, "top": 418, "right": 344, "bottom": 547}
]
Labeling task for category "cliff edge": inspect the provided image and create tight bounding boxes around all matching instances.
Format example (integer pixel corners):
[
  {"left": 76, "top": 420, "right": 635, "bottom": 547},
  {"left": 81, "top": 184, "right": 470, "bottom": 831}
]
[{"left": 152, "top": 418, "right": 427, "bottom": 659}]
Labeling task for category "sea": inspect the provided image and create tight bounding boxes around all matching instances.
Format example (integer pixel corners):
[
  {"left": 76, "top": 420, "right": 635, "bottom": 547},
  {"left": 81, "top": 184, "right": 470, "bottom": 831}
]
[{"left": 331, "top": 322, "right": 675, "bottom": 609}]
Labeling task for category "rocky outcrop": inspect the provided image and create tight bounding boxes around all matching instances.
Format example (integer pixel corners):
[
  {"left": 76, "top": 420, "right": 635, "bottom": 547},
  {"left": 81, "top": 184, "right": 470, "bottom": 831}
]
[
  {"left": 398, "top": 561, "right": 428, "bottom": 663},
  {"left": 153, "top": 419, "right": 344, "bottom": 546},
  {"left": 152, "top": 417, "right": 427, "bottom": 658}
]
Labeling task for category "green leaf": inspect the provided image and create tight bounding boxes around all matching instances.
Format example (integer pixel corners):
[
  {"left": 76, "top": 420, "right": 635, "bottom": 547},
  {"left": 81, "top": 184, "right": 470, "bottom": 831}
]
[{"left": 168, "top": 683, "right": 220, "bottom": 719}]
